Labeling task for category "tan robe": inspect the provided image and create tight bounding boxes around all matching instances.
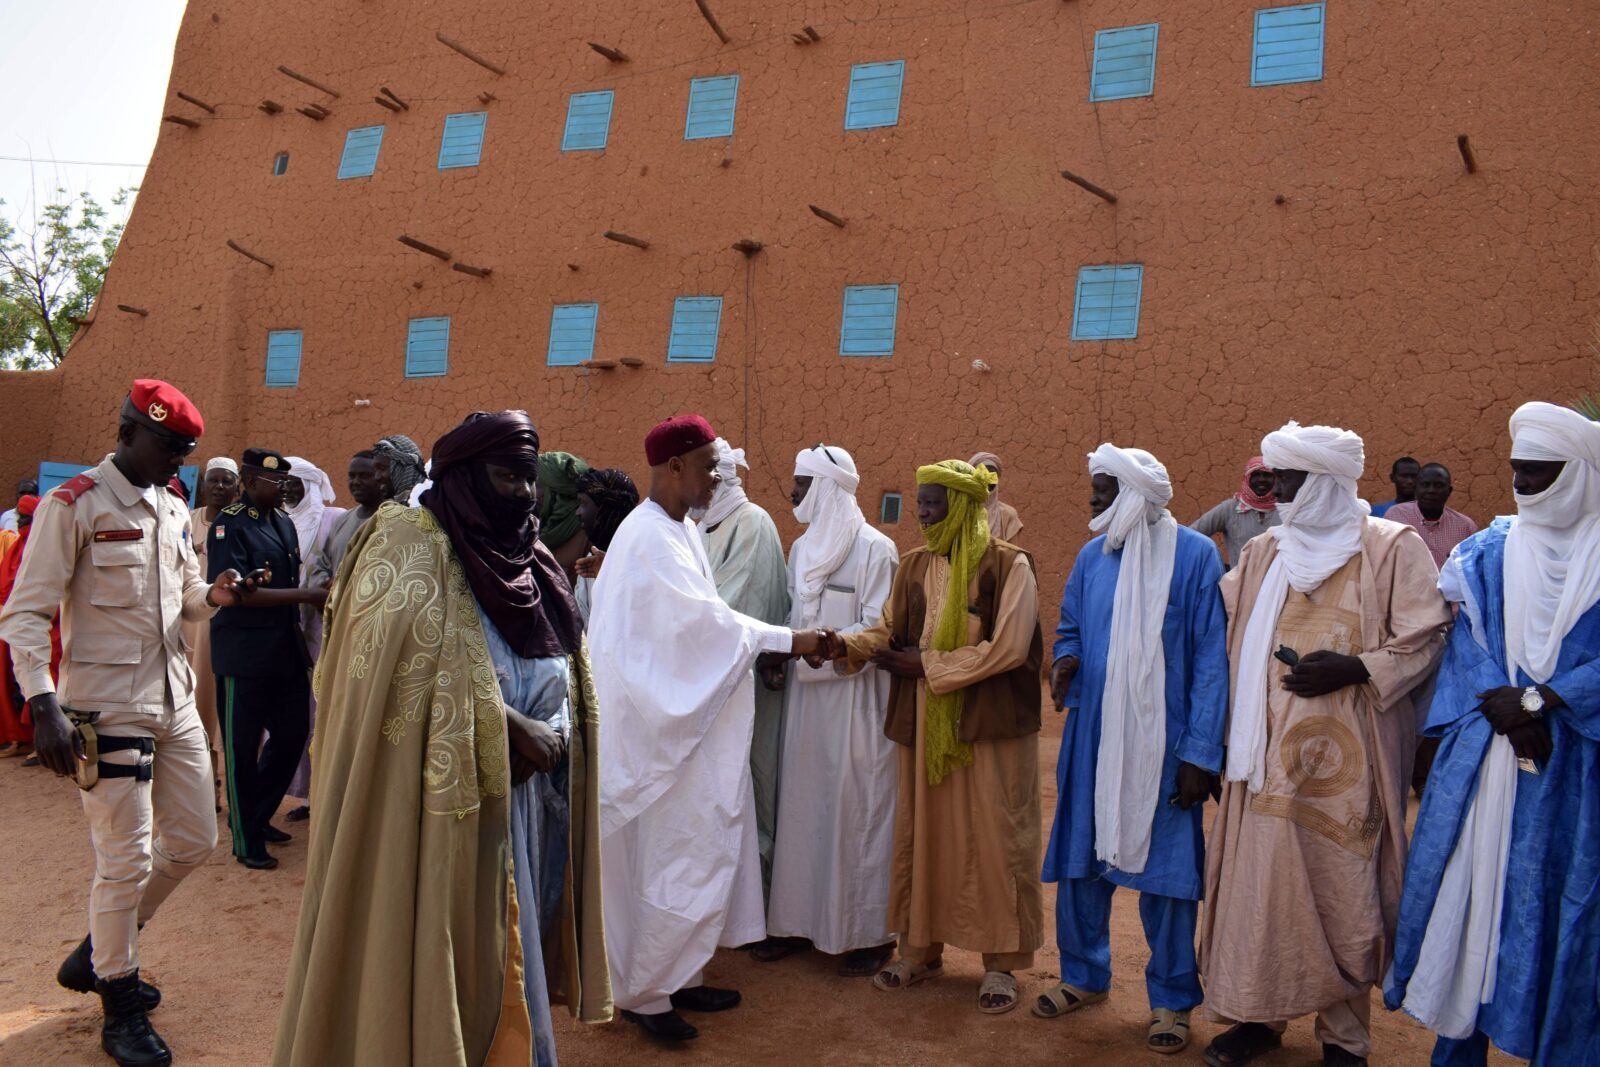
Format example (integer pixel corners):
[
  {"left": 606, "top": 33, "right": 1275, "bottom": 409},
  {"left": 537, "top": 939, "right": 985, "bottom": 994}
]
[
  {"left": 990, "top": 501, "right": 1023, "bottom": 543},
  {"left": 844, "top": 552, "right": 1043, "bottom": 966},
  {"left": 1200, "top": 520, "right": 1449, "bottom": 1037}
]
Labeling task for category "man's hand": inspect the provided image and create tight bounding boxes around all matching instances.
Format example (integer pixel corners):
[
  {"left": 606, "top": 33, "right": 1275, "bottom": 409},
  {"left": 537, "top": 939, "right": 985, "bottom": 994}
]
[
  {"left": 300, "top": 586, "right": 329, "bottom": 611},
  {"left": 27, "top": 694, "right": 82, "bottom": 778},
  {"left": 757, "top": 652, "right": 788, "bottom": 691},
  {"left": 505, "top": 715, "right": 564, "bottom": 783},
  {"left": 1476, "top": 686, "right": 1558, "bottom": 764},
  {"left": 1174, "top": 762, "right": 1211, "bottom": 810},
  {"left": 1050, "top": 656, "right": 1080, "bottom": 712},
  {"left": 207, "top": 568, "right": 246, "bottom": 608},
  {"left": 1281, "top": 650, "right": 1369, "bottom": 698},
  {"left": 871, "top": 645, "right": 925, "bottom": 679},
  {"left": 574, "top": 549, "right": 605, "bottom": 580}
]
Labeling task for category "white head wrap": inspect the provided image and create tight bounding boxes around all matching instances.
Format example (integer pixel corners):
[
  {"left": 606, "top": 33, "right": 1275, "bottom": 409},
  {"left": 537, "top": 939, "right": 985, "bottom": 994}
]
[
  {"left": 1084, "top": 444, "right": 1178, "bottom": 873},
  {"left": 204, "top": 457, "right": 239, "bottom": 476},
  {"left": 791, "top": 444, "right": 866, "bottom": 625},
  {"left": 1227, "top": 422, "right": 1369, "bottom": 792},
  {"left": 698, "top": 438, "right": 750, "bottom": 530},
  {"left": 408, "top": 459, "right": 433, "bottom": 508},
  {"left": 284, "top": 456, "right": 338, "bottom": 563}
]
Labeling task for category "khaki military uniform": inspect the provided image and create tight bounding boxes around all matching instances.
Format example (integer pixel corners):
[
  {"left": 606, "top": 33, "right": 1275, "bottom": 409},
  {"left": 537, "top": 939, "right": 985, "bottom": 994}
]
[{"left": 0, "top": 455, "right": 218, "bottom": 979}]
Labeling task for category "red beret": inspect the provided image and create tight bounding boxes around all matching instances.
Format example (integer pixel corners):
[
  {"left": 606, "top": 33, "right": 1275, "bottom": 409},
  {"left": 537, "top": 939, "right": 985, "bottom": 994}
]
[
  {"left": 16, "top": 494, "right": 39, "bottom": 517},
  {"left": 645, "top": 414, "right": 717, "bottom": 467},
  {"left": 125, "top": 379, "right": 204, "bottom": 438}
]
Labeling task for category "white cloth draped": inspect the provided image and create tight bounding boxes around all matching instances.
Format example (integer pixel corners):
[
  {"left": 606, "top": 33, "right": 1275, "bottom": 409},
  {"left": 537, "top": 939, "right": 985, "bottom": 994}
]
[
  {"left": 698, "top": 438, "right": 750, "bottom": 530},
  {"left": 591, "top": 499, "right": 792, "bottom": 1012},
  {"left": 790, "top": 444, "right": 865, "bottom": 627},
  {"left": 1085, "top": 443, "right": 1177, "bottom": 873},
  {"left": 284, "top": 456, "right": 338, "bottom": 560},
  {"left": 1226, "top": 422, "right": 1370, "bottom": 793}
]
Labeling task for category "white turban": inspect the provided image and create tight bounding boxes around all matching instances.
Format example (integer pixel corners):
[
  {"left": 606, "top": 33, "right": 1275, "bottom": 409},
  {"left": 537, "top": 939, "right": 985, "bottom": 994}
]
[
  {"left": 204, "top": 457, "right": 238, "bottom": 475},
  {"left": 285, "top": 456, "right": 339, "bottom": 564},
  {"left": 698, "top": 437, "right": 750, "bottom": 529},
  {"left": 1084, "top": 443, "right": 1177, "bottom": 874},
  {"left": 791, "top": 444, "right": 866, "bottom": 625},
  {"left": 1228, "top": 421, "right": 1370, "bottom": 793}
]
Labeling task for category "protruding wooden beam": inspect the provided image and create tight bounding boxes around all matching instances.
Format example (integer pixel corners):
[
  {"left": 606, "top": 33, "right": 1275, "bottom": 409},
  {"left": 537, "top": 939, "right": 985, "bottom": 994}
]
[
  {"left": 579, "top": 359, "right": 618, "bottom": 370},
  {"left": 305, "top": 103, "right": 330, "bottom": 116},
  {"left": 66, "top": 315, "right": 94, "bottom": 327},
  {"left": 1457, "top": 134, "right": 1477, "bottom": 174},
  {"left": 225, "top": 239, "right": 275, "bottom": 269},
  {"left": 693, "top": 0, "right": 731, "bottom": 43},
  {"left": 175, "top": 91, "right": 217, "bottom": 114},
  {"left": 295, "top": 107, "right": 326, "bottom": 121},
  {"left": 804, "top": 25, "right": 821, "bottom": 41},
  {"left": 602, "top": 230, "right": 650, "bottom": 250},
  {"left": 478, "top": 91, "right": 497, "bottom": 105},
  {"left": 162, "top": 114, "right": 201, "bottom": 129},
  {"left": 567, "top": 262, "right": 581, "bottom": 271},
  {"left": 732, "top": 239, "right": 763, "bottom": 255},
  {"left": 374, "top": 95, "right": 402, "bottom": 113},
  {"left": 588, "top": 42, "right": 629, "bottom": 62},
  {"left": 116, "top": 304, "right": 149, "bottom": 317},
  {"left": 791, "top": 33, "right": 811, "bottom": 45},
  {"left": 379, "top": 86, "right": 410, "bottom": 111},
  {"left": 258, "top": 99, "right": 285, "bottom": 115},
  {"left": 276, "top": 65, "right": 341, "bottom": 98},
  {"left": 808, "top": 204, "right": 847, "bottom": 227},
  {"left": 1060, "top": 168, "right": 1117, "bottom": 204},
  {"left": 436, "top": 32, "right": 506, "bottom": 76},
  {"left": 619, "top": 357, "right": 644, "bottom": 367},
  {"left": 451, "top": 262, "right": 492, "bottom": 278},
  {"left": 398, "top": 235, "right": 452, "bottom": 260}
]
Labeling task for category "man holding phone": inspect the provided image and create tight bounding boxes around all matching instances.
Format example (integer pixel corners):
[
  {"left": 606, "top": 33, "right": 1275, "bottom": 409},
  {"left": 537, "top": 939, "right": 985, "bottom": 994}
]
[{"left": 208, "top": 449, "right": 327, "bottom": 871}]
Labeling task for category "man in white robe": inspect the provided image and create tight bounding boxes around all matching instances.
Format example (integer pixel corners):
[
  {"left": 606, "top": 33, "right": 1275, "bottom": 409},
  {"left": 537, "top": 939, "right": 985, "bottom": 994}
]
[
  {"left": 593, "top": 415, "right": 830, "bottom": 1044},
  {"left": 755, "top": 444, "right": 899, "bottom": 975}
]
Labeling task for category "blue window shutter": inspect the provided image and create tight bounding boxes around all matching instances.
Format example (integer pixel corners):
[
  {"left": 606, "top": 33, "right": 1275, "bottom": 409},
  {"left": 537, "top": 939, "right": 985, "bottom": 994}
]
[
  {"left": 839, "top": 284, "right": 900, "bottom": 356},
  {"left": 438, "top": 111, "right": 488, "bottom": 169},
  {"left": 36, "top": 461, "right": 93, "bottom": 497},
  {"left": 265, "top": 329, "right": 303, "bottom": 387},
  {"left": 177, "top": 465, "right": 198, "bottom": 504},
  {"left": 1072, "top": 265, "right": 1144, "bottom": 340},
  {"left": 562, "top": 91, "right": 615, "bottom": 151},
  {"left": 1090, "top": 24, "right": 1159, "bottom": 101},
  {"left": 405, "top": 317, "right": 451, "bottom": 377},
  {"left": 844, "top": 61, "right": 905, "bottom": 130},
  {"left": 547, "top": 303, "right": 599, "bottom": 366},
  {"left": 337, "top": 125, "right": 384, "bottom": 179},
  {"left": 684, "top": 76, "right": 740, "bottom": 140},
  {"left": 1252, "top": 3, "right": 1325, "bottom": 86},
  {"left": 667, "top": 297, "right": 723, "bottom": 362},
  {"left": 880, "top": 492, "right": 902, "bottom": 524}
]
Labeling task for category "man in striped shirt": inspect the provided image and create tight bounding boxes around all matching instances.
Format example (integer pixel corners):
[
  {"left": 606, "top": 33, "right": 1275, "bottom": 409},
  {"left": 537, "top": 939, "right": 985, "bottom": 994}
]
[{"left": 1384, "top": 463, "right": 1478, "bottom": 569}]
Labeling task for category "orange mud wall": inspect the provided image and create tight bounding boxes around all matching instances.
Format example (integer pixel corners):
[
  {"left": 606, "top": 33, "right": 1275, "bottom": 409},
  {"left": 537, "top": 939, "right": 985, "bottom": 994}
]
[{"left": 1, "top": 0, "right": 1595, "bottom": 599}]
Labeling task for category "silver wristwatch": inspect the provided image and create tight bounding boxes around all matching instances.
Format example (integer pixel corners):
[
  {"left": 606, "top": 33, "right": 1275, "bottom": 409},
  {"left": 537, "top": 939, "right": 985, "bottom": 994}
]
[{"left": 1521, "top": 686, "right": 1545, "bottom": 718}]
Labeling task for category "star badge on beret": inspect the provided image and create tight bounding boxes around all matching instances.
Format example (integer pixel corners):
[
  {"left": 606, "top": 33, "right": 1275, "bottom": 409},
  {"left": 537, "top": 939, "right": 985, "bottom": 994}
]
[{"left": 149, "top": 402, "right": 168, "bottom": 422}]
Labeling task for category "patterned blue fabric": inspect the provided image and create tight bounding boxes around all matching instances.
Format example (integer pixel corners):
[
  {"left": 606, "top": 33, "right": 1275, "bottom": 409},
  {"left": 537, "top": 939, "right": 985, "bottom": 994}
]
[
  {"left": 1042, "top": 525, "right": 1229, "bottom": 900},
  {"left": 1384, "top": 519, "right": 1600, "bottom": 1062}
]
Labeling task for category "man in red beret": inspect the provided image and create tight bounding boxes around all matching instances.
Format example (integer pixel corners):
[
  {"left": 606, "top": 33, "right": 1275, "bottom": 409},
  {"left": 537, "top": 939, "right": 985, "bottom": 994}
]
[
  {"left": 0, "top": 379, "right": 249, "bottom": 1067},
  {"left": 590, "top": 415, "right": 834, "bottom": 1043}
]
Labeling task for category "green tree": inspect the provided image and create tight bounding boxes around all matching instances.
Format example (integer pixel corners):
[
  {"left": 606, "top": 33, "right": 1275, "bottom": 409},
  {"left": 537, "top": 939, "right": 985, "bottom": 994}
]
[{"left": 0, "top": 187, "right": 134, "bottom": 370}]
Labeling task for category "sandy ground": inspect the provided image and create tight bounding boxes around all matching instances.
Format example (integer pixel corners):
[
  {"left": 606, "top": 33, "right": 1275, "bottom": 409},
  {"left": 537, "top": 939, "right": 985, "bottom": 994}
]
[{"left": 0, "top": 714, "right": 1511, "bottom": 1066}]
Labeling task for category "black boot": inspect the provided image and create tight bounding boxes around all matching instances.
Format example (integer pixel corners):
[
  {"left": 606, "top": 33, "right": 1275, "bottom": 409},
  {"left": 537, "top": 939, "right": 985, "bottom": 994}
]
[
  {"left": 96, "top": 970, "right": 172, "bottom": 1066},
  {"left": 58, "top": 936, "right": 161, "bottom": 1011}
]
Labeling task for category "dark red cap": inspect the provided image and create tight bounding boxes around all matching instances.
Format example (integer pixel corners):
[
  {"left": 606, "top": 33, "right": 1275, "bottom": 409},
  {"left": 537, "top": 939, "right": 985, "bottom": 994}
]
[
  {"left": 16, "top": 494, "right": 39, "bottom": 517},
  {"left": 124, "top": 379, "right": 204, "bottom": 438},
  {"left": 645, "top": 414, "right": 716, "bottom": 467}
]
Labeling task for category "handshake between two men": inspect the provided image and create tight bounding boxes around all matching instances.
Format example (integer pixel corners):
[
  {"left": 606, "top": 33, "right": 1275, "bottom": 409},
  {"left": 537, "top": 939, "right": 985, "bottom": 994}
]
[{"left": 760, "top": 630, "right": 930, "bottom": 691}]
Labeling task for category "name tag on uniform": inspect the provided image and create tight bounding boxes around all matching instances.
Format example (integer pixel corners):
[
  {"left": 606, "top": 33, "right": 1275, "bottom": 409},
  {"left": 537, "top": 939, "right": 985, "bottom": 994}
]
[{"left": 93, "top": 529, "right": 144, "bottom": 543}]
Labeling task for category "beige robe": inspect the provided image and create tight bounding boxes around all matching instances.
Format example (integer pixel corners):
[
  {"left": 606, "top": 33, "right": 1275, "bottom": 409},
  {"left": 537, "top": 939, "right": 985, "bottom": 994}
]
[
  {"left": 1200, "top": 519, "right": 1449, "bottom": 1026},
  {"left": 843, "top": 552, "right": 1043, "bottom": 964}
]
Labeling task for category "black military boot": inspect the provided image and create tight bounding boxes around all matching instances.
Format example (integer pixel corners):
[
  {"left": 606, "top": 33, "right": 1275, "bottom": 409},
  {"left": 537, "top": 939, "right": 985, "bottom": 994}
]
[
  {"left": 58, "top": 935, "right": 161, "bottom": 1011},
  {"left": 96, "top": 970, "right": 172, "bottom": 1066}
]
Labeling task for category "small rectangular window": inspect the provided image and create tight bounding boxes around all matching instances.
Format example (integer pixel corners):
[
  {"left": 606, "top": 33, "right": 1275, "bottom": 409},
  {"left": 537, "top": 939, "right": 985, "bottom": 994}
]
[
  {"left": 562, "top": 91, "right": 615, "bottom": 151},
  {"left": 1090, "top": 24, "right": 1159, "bottom": 101},
  {"left": 337, "top": 125, "right": 384, "bottom": 179},
  {"left": 405, "top": 317, "right": 450, "bottom": 378},
  {"left": 1252, "top": 3, "right": 1325, "bottom": 86},
  {"left": 265, "top": 329, "right": 303, "bottom": 387},
  {"left": 272, "top": 152, "right": 289, "bottom": 176},
  {"left": 844, "top": 61, "right": 905, "bottom": 130},
  {"left": 684, "top": 75, "right": 740, "bottom": 140},
  {"left": 880, "top": 492, "right": 902, "bottom": 524},
  {"left": 548, "top": 303, "right": 599, "bottom": 366},
  {"left": 438, "top": 111, "right": 488, "bottom": 169},
  {"left": 667, "top": 296, "right": 723, "bottom": 362},
  {"left": 839, "top": 284, "right": 900, "bottom": 357},
  {"left": 1071, "top": 265, "right": 1145, "bottom": 341}
]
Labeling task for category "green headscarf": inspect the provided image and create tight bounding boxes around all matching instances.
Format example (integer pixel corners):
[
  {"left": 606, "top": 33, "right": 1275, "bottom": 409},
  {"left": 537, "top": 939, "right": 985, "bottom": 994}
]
[
  {"left": 537, "top": 451, "right": 590, "bottom": 549},
  {"left": 914, "top": 459, "right": 997, "bottom": 786}
]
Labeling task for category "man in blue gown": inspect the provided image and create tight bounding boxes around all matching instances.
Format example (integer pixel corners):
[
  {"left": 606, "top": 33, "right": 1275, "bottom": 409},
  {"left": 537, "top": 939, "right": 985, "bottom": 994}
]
[
  {"left": 1385, "top": 401, "right": 1600, "bottom": 1064},
  {"left": 1037, "top": 444, "right": 1230, "bottom": 1055}
]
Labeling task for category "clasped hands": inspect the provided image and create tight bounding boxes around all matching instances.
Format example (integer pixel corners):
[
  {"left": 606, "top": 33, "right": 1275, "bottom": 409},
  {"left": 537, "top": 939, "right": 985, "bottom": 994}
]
[
  {"left": 759, "top": 629, "right": 845, "bottom": 690},
  {"left": 1475, "top": 685, "right": 1559, "bottom": 764}
]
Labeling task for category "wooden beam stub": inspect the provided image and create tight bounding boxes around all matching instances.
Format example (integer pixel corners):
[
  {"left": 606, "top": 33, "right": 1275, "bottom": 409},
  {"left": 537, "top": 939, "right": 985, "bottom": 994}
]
[
  {"left": 276, "top": 65, "right": 341, "bottom": 97},
  {"left": 693, "top": 0, "right": 732, "bottom": 43},
  {"left": 567, "top": 263, "right": 581, "bottom": 271},
  {"left": 619, "top": 357, "right": 644, "bottom": 367},
  {"left": 1457, "top": 134, "right": 1477, "bottom": 174},
  {"left": 808, "top": 204, "right": 847, "bottom": 227},
  {"left": 162, "top": 114, "right": 201, "bottom": 129},
  {"left": 451, "top": 262, "right": 493, "bottom": 278},
  {"left": 436, "top": 32, "right": 506, "bottom": 76},
  {"left": 588, "top": 42, "right": 629, "bottom": 62},
  {"left": 478, "top": 91, "right": 497, "bottom": 105},
  {"left": 602, "top": 230, "right": 650, "bottom": 250},
  {"left": 379, "top": 86, "right": 410, "bottom": 110},
  {"left": 116, "top": 304, "right": 149, "bottom": 317},
  {"left": 258, "top": 99, "right": 285, "bottom": 115},
  {"left": 791, "top": 33, "right": 811, "bottom": 45},
  {"left": 66, "top": 315, "right": 94, "bottom": 327},
  {"left": 732, "top": 239, "right": 763, "bottom": 255},
  {"left": 804, "top": 25, "right": 821, "bottom": 41},
  {"left": 398, "top": 235, "right": 452, "bottom": 261},
  {"left": 579, "top": 359, "right": 617, "bottom": 370},
  {"left": 225, "top": 239, "right": 275, "bottom": 269},
  {"left": 176, "top": 91, "right": 217, "bottom": 114},
  {"left": 295, "top": 107, "right": 326, "bottom": 121},
  {"left": 374, "top": 96, "right": 402, "bottom": 113},
  {"left": 1059, "top": 168, "right": 1118, "bottom": 204}
]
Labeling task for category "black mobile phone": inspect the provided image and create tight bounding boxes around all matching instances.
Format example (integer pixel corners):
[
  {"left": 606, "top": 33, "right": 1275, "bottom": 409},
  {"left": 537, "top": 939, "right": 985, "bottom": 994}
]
[
  {"left": 242, "top": 566, "right": 272, "bottom": 588},
  {"left": 1274, "top": 645, "right": 1300, "bottom": 668}
]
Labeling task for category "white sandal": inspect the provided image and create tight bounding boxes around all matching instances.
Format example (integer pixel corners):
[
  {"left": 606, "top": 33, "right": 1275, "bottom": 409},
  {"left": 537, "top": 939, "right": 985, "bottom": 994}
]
[
  {"left": 978, "top": 971, "right": 1019, "bottom": 1014},
  {"left": 872, "top": 957, "right": 943, "bottom": 992}
]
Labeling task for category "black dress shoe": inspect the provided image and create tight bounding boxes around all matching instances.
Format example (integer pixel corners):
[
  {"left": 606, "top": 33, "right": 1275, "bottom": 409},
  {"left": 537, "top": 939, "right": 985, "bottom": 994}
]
[
  {"left": 237, "top": 853, "right": 278, "bottom": 870},
  {"left": 670, "top": 985, "right": 741, "bottom": 1013},
  {"left": 58, "top": 936, "right": 161, "bottom": 1011},
  {"left": 621, "top": 1008, "right": 698, "bottom": 1041},
  {"left": 97, "top": 970, "right": 172, "bottom": 1066},
  {"left": 284, "top": 805, "right": 311, "bottom": 822},
  {"left": 262, "top": 824, "right": 292, "bottom": 844}
]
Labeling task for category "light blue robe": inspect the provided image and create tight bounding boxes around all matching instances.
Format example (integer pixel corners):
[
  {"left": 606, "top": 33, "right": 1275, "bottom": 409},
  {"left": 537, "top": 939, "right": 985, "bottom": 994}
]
[{"left": 1384, "top": 519, "right": 1600, "bottom": 1064}]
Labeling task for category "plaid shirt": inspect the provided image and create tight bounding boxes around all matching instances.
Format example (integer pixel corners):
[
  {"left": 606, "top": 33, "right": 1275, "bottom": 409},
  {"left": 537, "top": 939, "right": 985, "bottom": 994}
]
[{"left": 1385, "top": 501, "right": 1479, "bottom": 569}]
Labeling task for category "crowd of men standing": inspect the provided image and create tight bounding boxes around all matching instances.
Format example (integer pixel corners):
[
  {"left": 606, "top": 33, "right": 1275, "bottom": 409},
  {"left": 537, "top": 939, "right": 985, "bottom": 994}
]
[{"left": 0, "top": 378, "right": 1593, "bottom": 1067}]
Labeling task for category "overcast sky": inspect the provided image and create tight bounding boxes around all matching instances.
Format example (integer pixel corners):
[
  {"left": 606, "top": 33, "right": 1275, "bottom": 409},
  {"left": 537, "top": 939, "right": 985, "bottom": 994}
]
[{"left": 0, "top": 0, "right": 186, "bottom": 227}]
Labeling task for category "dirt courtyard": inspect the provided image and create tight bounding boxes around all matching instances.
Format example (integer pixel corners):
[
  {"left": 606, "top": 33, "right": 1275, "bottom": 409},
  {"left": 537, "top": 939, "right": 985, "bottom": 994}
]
[{"left": 0, "top": 714, "right": 1506, "bottom": 1066}]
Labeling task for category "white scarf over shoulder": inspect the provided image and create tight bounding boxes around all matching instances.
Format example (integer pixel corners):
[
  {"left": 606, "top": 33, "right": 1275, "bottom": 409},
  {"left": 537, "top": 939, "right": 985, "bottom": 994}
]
[
  {"left": 791, "top": 444, "right": 865, "bottom": 626},
  {"left": 1086, "top": 443, "right": 1177, "bottom": 874},
  {"left": 284, "top": 456, "right": 338, "bottom": 559},
  {"left": 1225, "top": 422, "right": 1369, "bottom": 793}
]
